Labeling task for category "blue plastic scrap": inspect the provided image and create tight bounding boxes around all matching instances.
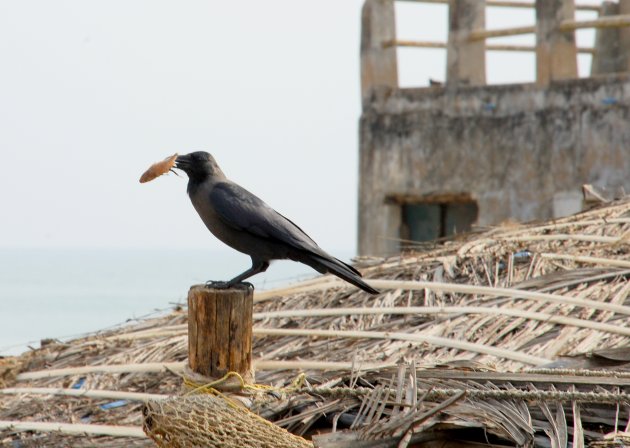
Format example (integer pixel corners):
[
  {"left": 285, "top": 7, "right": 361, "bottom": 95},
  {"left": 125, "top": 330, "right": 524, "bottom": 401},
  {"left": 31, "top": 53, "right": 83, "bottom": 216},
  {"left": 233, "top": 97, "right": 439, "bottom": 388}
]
[
  {"left": 100, "top": 400, "right": 129, "bottom": 410},
  {"left": 601, "top": 97, "right": 618, "bottom": 105},
  {"left": 71, "top": 377, "right": 86, "bottom": 389},
  {"left": 513, "top": 250, "right": 532, "bottom": 260}
]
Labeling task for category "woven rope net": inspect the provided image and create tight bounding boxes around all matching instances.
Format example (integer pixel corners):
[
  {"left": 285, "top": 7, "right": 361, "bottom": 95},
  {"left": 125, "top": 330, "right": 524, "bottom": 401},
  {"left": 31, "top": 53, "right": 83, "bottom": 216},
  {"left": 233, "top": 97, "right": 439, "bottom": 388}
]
[{"left": 143, "top": 395, "right": 313, "bottom": 448}]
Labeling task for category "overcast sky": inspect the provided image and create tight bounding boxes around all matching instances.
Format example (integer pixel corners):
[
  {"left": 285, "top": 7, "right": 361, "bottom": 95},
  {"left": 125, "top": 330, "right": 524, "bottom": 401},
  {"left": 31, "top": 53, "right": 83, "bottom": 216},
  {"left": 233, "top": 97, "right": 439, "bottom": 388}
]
[{"left": 0, "top": 1, "right": 600, "bottom": 253}]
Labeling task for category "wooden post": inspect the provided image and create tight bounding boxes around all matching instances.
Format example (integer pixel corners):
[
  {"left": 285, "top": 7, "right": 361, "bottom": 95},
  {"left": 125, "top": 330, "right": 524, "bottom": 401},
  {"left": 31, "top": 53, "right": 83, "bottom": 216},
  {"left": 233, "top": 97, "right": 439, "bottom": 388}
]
[
  {"left": 360, "top": 0, "right": 398, "bottom": 103},
  {"left": 535, "top": 0, "right": 578, "bottom": 86},
  {"left": 187, "top": 285, "right": 254, "bottom": 384},
  {"left": 591, "top": 2, "right": 622, "bottom": 75},
  {"left": 446, "top": 0, "right": 486, "bottom": 87}
]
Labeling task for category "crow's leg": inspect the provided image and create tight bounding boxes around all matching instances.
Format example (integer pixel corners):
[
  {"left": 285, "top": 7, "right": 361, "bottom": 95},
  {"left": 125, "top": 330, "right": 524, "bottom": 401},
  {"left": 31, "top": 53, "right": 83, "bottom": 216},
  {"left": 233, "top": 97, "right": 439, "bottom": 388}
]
[
  {"left": 206, "top": 259, "right": 269, "bottom": 289},
  {"left": 226, "top": 260, "right": 269, "bottom": 286}
]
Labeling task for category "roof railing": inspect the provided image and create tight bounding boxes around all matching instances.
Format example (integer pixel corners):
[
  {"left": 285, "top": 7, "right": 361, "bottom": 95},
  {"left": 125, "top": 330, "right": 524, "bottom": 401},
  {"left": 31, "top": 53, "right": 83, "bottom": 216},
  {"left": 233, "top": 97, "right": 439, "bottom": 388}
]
[{"left": 360, "top": 0, "right": 630, "bottom": 97}]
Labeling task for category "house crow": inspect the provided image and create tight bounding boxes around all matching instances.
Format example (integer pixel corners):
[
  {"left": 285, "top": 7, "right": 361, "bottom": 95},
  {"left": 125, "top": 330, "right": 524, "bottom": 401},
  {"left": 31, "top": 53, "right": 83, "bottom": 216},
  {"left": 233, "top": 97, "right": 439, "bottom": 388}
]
[{"left": 175, "top": 151, "right": 379, "bottom": 294}]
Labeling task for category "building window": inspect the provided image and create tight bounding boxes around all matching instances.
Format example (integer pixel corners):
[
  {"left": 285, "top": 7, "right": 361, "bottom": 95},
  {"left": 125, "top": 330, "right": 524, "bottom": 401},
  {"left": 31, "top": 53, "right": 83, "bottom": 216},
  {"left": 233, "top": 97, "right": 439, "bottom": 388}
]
[{"left": 401, "top": 201, "right": 478, "bottom": 245}]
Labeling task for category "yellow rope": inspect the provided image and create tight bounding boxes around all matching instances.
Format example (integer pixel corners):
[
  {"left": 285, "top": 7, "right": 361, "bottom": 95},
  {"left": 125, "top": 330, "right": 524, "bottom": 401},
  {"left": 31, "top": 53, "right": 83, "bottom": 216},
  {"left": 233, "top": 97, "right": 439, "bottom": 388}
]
[{"left": 183, "top": 371, "right": 307, "bottom": 396}]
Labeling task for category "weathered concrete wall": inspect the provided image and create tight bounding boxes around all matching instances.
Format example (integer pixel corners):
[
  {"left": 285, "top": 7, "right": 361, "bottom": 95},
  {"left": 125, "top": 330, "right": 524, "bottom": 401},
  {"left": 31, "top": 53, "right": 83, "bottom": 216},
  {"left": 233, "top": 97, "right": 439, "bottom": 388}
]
[{"left": 359, "top": 76, "right": 630, "bottom": 256}]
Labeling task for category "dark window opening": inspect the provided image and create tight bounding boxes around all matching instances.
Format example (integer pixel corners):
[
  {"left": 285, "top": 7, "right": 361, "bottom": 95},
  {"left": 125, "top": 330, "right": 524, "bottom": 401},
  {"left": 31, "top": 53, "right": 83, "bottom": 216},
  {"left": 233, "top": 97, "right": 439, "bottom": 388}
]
[{"left": 401, "top": 201, "right": 478, "bottom": 245}]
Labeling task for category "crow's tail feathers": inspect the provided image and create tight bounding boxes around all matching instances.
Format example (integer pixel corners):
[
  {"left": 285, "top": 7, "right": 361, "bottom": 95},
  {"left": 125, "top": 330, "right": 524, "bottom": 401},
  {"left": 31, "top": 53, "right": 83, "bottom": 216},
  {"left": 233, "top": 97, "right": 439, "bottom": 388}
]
[{"left": 303, "top": 254, "right": 380, "bottom": 295}]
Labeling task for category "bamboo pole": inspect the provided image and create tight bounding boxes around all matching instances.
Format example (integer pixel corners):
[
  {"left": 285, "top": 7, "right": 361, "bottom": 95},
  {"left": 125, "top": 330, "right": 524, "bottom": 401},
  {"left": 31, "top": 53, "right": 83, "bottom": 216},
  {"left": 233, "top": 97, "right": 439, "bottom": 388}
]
[
  {"left": 255, "top": 306, "right": 630, "bottom": 338},
  {"left": 0, "top": 387, "right": 167, "bottom": 402},
  {"left": 0, "top": 421, "right": 146, "bottom": 438},
  {"left": 492, "top": 44, "right": 593, "bottom": 54},
  {"left": 254, "top": 360, "right": 393, "bottom": 371},
  {"left": 15, "top": 360, "right": 392, "bottom": 381},
  {"left": 256, "top": 328, "right": 550, "bottom": 365},
  {"left": 483, "top": 218, "right": 630, "bottom": 239},
  {"left": 469, "top": 25, "right": 536, "bottom": 41},
  {"left": 15, "top": 362, "right": 186, "bottom": 380},
  {"left": 255, "top": 278, "right": 630, "bottom": 318},
  {"left": 539, "top": 253, "right": 630, "bottom": 269},
  {"left": 500, "top": 234, "right": 620, "bottom": 243},
  {"left": 255, "top": 282, "right": 336, "bottom": 302},
  {"left": 365, "top": 280, "right": 630, "bottom": 316},
  {"left": 389, "top": 39, "right": 595, "bottom": 53},
  {"left": 388, "top": 40, "right": 446, "bottom": 48},
  {"left": 104, "top": 327, "right": 186, "bottom": 341},
  {"left": 560, "top": 14, "right": 630, "bottom": 31},
  {"left": 396, "top": 0, "right": 601, "bottom": 11}
]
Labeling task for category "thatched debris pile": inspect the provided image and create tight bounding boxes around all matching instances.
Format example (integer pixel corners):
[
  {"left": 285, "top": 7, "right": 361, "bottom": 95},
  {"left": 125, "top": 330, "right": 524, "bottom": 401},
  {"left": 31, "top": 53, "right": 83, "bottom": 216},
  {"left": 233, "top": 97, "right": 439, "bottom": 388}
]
[{"left": 3, "top": 198, "right": 630, "bottom": 446}]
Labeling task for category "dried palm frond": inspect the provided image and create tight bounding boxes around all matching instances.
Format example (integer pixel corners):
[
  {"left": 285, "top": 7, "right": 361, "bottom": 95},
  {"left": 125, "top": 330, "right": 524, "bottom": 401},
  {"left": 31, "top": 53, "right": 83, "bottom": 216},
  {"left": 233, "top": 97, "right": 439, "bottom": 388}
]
[{"left": 4, "top": 198, "right": 630, "bottom": 446}]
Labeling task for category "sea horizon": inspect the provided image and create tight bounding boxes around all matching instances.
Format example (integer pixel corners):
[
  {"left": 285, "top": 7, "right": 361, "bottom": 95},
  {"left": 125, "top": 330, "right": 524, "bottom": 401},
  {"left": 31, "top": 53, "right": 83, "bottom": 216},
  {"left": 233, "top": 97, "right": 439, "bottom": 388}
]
[{"left": 0, "top": 246, "right": 354, "bottom": 356}]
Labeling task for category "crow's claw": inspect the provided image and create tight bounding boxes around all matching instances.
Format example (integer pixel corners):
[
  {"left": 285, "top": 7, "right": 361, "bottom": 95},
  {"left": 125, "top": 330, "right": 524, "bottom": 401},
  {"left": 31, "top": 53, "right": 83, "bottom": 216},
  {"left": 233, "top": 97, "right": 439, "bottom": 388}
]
[
  {"left": 205, "top": 280, "right": 230, "bottom": 289},
  {"left": 204, "top": 280, "right": 254, "bottom": 291}
]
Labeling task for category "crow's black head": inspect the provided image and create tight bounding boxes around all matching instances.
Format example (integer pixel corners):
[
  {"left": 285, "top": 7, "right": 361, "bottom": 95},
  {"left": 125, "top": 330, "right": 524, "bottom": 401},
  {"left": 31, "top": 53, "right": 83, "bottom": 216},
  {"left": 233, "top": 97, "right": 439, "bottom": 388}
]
[{"left": 176, "top": 151, "right": 224, "bottom": 182}]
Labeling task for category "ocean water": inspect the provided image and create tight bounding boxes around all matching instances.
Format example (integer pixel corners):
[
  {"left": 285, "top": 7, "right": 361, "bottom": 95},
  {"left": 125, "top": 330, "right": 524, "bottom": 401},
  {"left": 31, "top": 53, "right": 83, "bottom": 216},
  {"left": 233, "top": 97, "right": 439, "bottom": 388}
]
[{"left": 0, "top": 247, "right": 338, "bottom": 356}]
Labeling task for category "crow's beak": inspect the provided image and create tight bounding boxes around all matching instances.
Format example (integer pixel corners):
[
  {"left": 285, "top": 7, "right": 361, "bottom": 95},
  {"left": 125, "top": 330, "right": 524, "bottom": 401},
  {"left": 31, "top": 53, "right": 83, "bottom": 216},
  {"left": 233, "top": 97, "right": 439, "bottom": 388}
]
[{"left": 175, "top": 154, "right": 191, "bottom": 170}]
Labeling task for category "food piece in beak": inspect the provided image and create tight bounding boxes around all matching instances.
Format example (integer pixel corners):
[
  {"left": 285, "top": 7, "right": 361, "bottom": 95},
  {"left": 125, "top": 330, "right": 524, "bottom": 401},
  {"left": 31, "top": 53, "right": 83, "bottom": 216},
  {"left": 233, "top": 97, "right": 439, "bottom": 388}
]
[{"left": 139, "top": 153, "right": 178, "bottom": 183}]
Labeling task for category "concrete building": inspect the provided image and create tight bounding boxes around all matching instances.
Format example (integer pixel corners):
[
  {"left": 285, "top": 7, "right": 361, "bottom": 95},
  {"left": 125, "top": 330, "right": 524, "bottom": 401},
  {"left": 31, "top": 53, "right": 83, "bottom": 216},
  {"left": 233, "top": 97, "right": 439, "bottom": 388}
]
[{"left": 358, "top": 0, "right": 630, "bottom": 256}]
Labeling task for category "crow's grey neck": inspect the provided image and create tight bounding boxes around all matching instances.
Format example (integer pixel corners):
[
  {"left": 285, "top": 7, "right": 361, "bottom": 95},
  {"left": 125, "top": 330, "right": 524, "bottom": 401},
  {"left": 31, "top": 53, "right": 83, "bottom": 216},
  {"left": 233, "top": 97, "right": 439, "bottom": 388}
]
[{"left": 186, "top": 173, "right": 226, "bottom": 196}]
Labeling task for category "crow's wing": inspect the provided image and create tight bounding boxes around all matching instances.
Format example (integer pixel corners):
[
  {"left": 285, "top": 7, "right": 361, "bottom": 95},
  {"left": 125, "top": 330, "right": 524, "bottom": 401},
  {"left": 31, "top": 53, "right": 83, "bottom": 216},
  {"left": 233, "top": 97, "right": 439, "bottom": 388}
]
[
  {"left": 210, "top": 181, "right": 370, "bottom": 288},
  {"left": 210, "top": 181, "right": 322, "bottom": 253}
]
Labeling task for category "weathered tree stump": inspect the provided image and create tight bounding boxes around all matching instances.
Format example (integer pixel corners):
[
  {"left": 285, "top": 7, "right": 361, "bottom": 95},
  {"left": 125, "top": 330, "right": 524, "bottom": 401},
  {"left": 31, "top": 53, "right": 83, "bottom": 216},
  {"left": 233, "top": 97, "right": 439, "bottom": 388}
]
[{"left": 187, "top": 285, "right": 254, "bottom": 384}]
